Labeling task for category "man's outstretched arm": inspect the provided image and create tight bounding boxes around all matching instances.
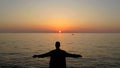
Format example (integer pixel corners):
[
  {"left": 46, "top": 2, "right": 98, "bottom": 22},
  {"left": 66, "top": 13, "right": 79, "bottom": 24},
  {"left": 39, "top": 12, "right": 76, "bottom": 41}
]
[
  {"left": 66, "top": 52, "right": 82, "bottom": 58},
  {"left": 33, "top": 52, "right": 51, "bottom": 58}
]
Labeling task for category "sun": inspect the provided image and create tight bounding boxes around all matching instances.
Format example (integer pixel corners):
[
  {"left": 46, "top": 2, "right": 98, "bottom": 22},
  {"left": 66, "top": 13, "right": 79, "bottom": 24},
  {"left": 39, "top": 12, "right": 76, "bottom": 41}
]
[{"left": 59, "top": 30, "right": 62, "bottom": 33}]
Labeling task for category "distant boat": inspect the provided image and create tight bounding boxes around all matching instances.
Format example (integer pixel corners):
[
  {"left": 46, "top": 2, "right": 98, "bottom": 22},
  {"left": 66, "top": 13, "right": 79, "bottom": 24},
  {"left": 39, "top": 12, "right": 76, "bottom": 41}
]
[{"left": 72, "top": 33, "right": 74, "bottom": 35}]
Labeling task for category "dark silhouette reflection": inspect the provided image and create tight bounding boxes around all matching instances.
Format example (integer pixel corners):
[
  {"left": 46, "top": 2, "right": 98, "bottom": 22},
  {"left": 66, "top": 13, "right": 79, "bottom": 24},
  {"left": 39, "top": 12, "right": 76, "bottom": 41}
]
[{"left": 33, "top": 41, "right": 82, "bottom": 68}]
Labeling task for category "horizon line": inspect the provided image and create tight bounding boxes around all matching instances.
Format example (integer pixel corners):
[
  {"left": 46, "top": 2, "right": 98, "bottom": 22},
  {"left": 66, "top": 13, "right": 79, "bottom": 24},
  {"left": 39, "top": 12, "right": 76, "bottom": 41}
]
[{"left": 0, "top": 32, "right": 120, "bottom": 33}]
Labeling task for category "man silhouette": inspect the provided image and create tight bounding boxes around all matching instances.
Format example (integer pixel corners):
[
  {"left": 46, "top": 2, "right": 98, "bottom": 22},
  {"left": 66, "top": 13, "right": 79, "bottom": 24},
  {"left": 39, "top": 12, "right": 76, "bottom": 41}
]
[{"left": 33, "top": 41, "right": 82, "bottom": 68}]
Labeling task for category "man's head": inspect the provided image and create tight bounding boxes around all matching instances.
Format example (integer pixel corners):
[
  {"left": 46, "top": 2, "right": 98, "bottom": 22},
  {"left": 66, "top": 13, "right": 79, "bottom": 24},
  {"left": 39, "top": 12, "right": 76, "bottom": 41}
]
[{"left": 55, "top": 41, "right": 60, "bottom": 49}]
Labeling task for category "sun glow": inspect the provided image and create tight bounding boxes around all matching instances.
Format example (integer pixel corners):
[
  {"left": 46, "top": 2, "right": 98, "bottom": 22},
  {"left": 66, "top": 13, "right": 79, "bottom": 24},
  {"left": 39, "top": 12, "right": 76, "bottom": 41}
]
[{"left": 59, "top": 30, "right": 62, "bottom": 33}]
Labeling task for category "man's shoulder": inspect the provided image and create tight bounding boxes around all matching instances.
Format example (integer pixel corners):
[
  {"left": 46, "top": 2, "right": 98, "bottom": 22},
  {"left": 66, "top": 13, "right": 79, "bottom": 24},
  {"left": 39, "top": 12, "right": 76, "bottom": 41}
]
[
  {"left": 51, "top": 49, "right": 66, "bottom": 52},
  {"left": 60, "top": 49, "right": 66, "bottom": 52}
]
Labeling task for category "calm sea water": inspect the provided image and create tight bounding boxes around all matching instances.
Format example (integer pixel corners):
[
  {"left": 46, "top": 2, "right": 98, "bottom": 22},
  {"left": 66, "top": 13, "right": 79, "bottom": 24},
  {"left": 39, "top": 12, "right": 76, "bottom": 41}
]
[{"left": 0, "top": 33, "right": 120, "bottom": 68}]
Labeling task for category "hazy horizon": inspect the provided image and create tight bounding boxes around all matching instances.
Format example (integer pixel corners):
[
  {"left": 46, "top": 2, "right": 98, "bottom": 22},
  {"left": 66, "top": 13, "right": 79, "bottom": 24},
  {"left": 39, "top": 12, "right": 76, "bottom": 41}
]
[{"left": 0, "top": 0, "right": 120, "bottom": 33}]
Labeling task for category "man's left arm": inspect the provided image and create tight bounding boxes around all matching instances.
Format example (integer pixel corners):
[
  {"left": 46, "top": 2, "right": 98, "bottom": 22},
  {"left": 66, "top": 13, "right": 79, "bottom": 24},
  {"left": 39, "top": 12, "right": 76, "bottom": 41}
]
[{"left": 33, "top": 51, "right": 51, "bottom": 58}]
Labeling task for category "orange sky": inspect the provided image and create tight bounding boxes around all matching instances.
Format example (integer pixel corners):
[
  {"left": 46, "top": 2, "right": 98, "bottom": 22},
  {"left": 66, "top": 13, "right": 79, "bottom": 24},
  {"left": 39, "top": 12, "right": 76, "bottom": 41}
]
[{"left": 0, "top": 0, "right": 120, "bottom": 33}]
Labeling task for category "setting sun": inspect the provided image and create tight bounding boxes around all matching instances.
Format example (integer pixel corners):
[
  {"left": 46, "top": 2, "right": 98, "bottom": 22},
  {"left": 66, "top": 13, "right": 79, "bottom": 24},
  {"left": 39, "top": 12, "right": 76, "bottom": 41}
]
[{"left": 59, "top": 30, "right": 62, "bottom": 33}]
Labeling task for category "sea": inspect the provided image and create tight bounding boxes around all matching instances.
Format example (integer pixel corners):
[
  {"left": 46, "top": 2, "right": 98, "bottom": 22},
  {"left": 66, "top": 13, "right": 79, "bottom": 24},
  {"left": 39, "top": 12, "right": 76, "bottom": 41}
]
[{"left": 0, "top": 33, "right": 120, "bottom": 68}]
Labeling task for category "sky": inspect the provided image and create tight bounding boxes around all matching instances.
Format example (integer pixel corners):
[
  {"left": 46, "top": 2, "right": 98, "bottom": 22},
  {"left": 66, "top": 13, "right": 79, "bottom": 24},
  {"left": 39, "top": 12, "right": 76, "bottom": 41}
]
[{"left": 0, "top": 0, "right": 120, "bottom": 33}]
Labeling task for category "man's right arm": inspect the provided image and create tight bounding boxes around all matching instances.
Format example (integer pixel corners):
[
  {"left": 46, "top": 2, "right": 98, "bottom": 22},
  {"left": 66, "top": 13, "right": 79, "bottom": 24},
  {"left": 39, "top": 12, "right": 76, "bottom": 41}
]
[{"left": 65, "top": 52, "right": 82, "bottom": 58}]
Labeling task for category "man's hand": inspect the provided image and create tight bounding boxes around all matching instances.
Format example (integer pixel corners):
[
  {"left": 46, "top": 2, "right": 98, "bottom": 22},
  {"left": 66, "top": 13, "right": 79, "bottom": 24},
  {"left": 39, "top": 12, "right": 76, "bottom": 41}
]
[
  {"left": 73, "top": 55, "right": 82, "bottom": 58},
  {"left": 32, "top": 55, "right": 38, "bottom": 58}
]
